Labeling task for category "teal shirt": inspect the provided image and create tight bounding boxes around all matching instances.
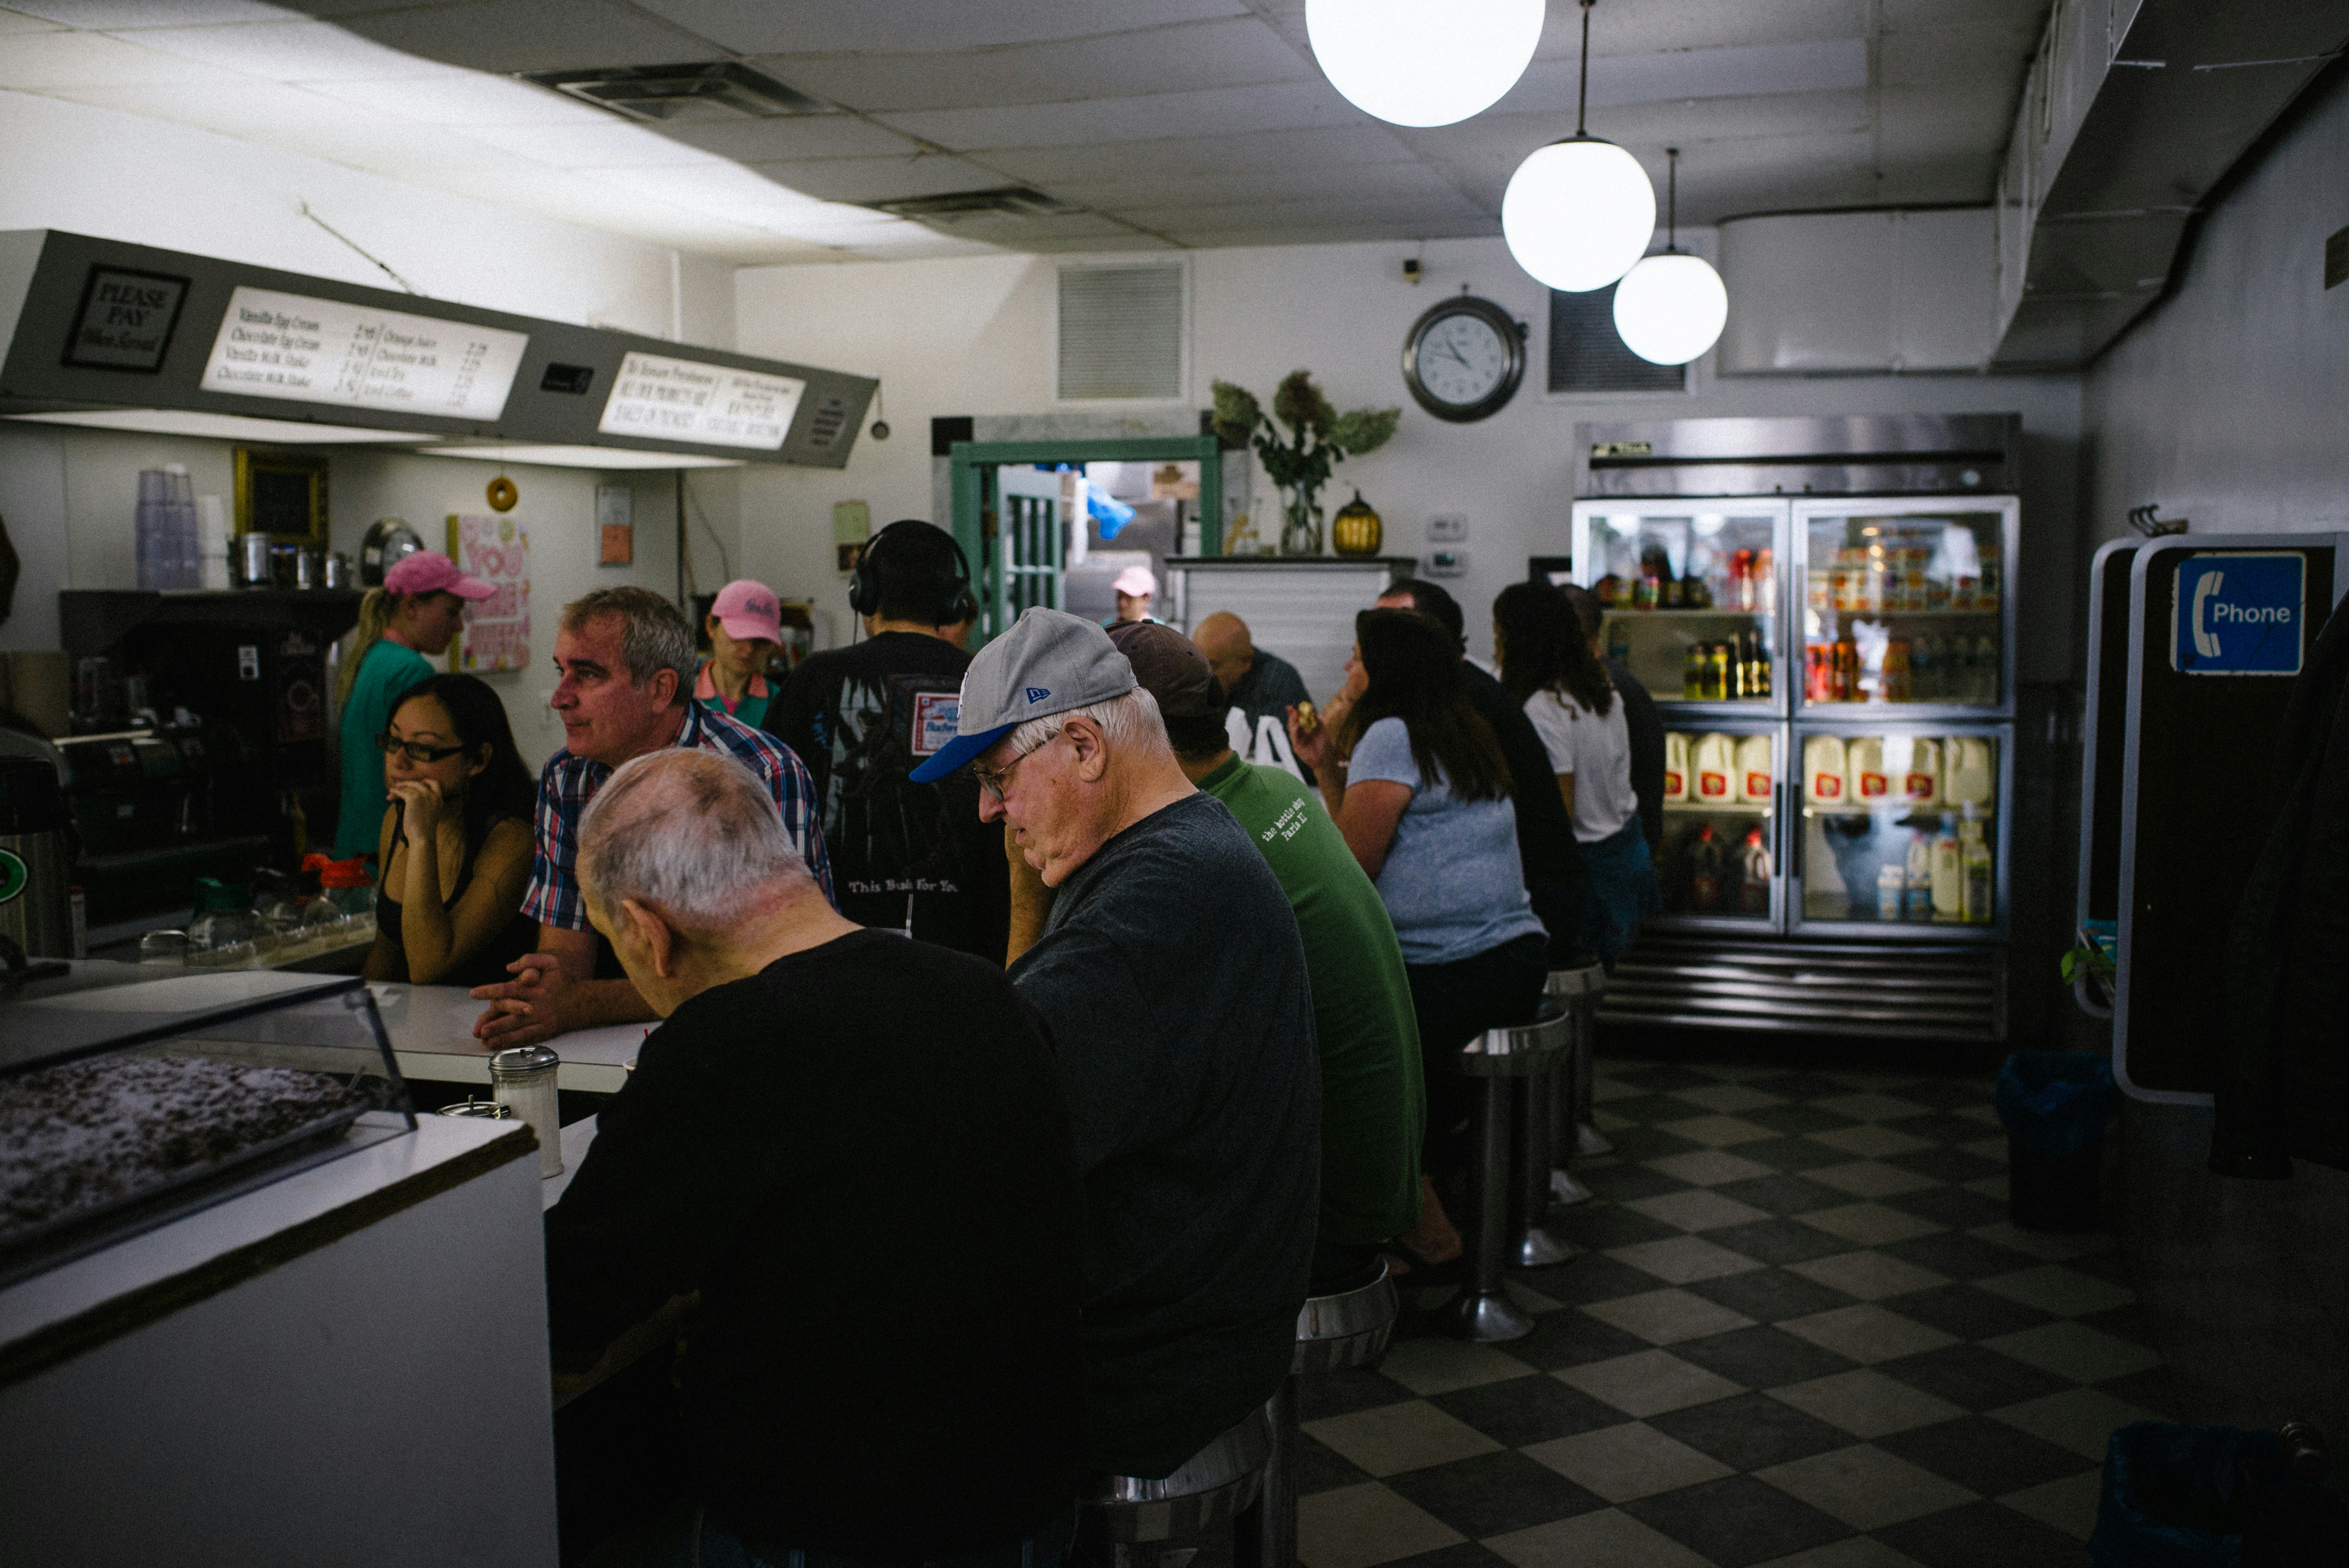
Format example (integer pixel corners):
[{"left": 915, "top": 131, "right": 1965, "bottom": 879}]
[
  {"left": 334, "top": 638, "right": 436, "bottom": 859},
  {"left": 1198, "top": 754, "right": 1425, "bottom": 1244}
]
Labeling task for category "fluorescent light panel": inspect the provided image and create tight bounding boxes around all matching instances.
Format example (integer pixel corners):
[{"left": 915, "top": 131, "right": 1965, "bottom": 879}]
[
  {"left": 8, "top": 408, "right": 425, "bottom": 443},
  {"left": 417, "top": 444, "right": 743, "bottom": 470}
]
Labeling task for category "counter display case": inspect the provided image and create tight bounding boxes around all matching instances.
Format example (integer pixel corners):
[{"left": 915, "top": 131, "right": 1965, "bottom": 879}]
[
  {"left": 1791, "top": 725, "right": 2009, "bottom": 939},
  {"left": 0, "top": 965, "right": 412, "bottom": 1284},
  {"left": 1654, "top": 722, "right": 1781, "bottom": 929},
  {"left": 1573, "top": 503, "right": 1787, "bottom": 717},
  {"left": 1793, "top": 499, "right": 2018, "bottom": 716}
]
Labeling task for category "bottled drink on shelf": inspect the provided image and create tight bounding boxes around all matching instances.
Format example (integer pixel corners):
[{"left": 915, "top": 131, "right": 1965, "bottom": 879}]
[
  {"left": 1738, "top": 827, "right": 1772, "bottom": 913},
  {"left": 1877, "top": 862, "right": 1905, "bottom": 920},
  {"left": 1693, "top": 733, "right": 1734, "bottom": 802},
  {"left": 1847, "top": 736, "right": 1891, "bottom": 804},
  {"left": 1804, "top": 735, "right": 1847, "bottom": 804},
  {"left": 1689, "top": 823, "right": 1724, "bottom": 910},
  {"left": 1664, "top": 732, "right": 1691, "bottom": 802},
  {"left": 1684, "top": 642, "right": 1706, "bottom": 700},
  {"left": 1972, "top": 634, "right": 1999, "bottom": 703},
  {"left": 1735, "top": 735, "right": 1773, "bottom": 803},
  {"left": 1901, "top": 737, "right": 1941, "bottom": 807},
  {"left": 1707, "top": 642, "right": 1730, "bottom": 700},
  {"left": 1931, "top": 819, "right": 1964, "bottom": 921},
  {"left": 1904, "top": 834, "right": 1935, "bottom": 920},
  {"left": 1960, "top": 820, "right": 1994, "bottom": 923}
]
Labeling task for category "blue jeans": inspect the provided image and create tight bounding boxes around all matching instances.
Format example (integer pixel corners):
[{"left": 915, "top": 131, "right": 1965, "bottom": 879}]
[{"left": 650, "top": 1504, "right": 1077, "bottom": 1568}]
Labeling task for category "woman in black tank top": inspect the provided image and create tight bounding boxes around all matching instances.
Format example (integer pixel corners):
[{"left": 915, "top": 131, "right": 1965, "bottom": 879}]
[{"left": 363, "top": 674, "right": 539, "bottom": 989}]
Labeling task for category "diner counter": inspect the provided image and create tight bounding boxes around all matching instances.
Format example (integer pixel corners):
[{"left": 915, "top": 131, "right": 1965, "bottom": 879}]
[{"left": 367, "top": 983, "right": 646, "bottom": 1094}]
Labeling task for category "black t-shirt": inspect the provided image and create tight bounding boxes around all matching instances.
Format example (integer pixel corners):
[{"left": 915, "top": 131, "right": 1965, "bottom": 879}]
[
  {"left": 769, "top": 633, "right": 1009, "bottom": 962},
  {"left": 1009, "top": 790, "right": 1320, "bottom": 1479},
  {"left": 1606, "top": 656, "right": 1667, "bottom": 851},
  {"left": 543, "top": 930, "right": 1085, "bottom": 1558}
]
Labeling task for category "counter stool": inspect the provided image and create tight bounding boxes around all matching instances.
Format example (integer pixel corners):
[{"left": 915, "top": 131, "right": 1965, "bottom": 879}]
[
  {"left": 1436, "top": 999, "right": 1573, "bottom": 1342},
  {"left": 1257, "top": 1260, "right": 1399, "bottom": 1568},
  {"left": 1079, "top": 1407, "right": 1273, "bottom": 1568},
  {"left": 1546, "top": 962, "right": 1612, "bottom": 1165}
]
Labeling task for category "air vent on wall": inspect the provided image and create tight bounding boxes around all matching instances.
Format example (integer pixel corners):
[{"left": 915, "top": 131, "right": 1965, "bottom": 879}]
[
  {"left": 1549, "top": 286, "right": 1686, "bottom": 396},
  {"left": 868, "top": 187, "right": 1079, "bottom": 220},
  {"left": 1058, "top": 264, "right": 1184, "bottom": 402},
  {"left": 520, "top": 62, "right": 832, "bottom": 122}
]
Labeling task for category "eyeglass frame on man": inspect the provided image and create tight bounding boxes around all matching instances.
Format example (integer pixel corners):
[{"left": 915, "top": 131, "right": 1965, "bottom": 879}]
[
  {"left": 971, "top": 725, "right": 1066, "bottom": 803},
  {"left": 377, "top": 731, "right": 470, "bottom": 765}
]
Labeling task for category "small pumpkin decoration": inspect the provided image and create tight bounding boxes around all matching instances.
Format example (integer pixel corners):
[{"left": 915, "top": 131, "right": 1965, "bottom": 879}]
[{"left": 1331, "top": 489, "right": 1383, "bottom": 557}]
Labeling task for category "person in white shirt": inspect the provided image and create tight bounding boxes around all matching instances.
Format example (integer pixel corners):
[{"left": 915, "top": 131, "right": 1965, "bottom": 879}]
[{"left": 1493, "top": 582, "right": 1659, "bottom": 963}]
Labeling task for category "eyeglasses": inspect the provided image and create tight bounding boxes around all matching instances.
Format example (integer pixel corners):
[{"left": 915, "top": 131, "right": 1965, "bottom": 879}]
[
  {"left": 378, "top": 733, "right": 468, "bottom": 764},
  {"left": 972, "top": 727, "right": 1064, "bottom": 803}
]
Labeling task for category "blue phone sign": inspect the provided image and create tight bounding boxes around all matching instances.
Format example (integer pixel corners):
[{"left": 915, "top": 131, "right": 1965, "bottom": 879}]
[{"left": 2171, "top": 551, "right": 2305, "bottom": 676}]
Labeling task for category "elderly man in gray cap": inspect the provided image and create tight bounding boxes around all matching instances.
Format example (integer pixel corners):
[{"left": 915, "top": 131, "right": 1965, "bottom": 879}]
[{"left": 911, "top": 607, "right": 1319, "bottom": 1488}]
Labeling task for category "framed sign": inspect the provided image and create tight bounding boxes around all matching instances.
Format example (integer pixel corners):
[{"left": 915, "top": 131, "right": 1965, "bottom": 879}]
[
  {"left": 446, "top": 514, "right": 531, "bottom": 673},
  {"left": 233, "top": 448, "right": 330, "bottom": 545},
  {"left": 63, "top": 265, "right": 190, "bottom": 373}
]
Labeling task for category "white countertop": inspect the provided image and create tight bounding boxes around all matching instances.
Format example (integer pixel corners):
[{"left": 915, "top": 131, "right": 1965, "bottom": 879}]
[{"left": 367, "top": 983, "right": 646, "bottom": 1094}]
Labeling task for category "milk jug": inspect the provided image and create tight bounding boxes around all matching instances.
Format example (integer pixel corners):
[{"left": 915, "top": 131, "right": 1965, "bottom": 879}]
[
  {"left": 1902, "top": 738, "right": 1941, "bottom": 807},
  {"left": 1804, "top": 734, "right": 1847, "bottom": 805},
  {"left": 1734, "top": 735, "right": 1773, "bottom": 804},
  {"left": 1846, "top": 737, "right": 1891, "bottom": 805},
  {"left": 1944, "top": 737, "right": 1995, "bottom": 808},
  {"left": 1663, "top": 732, "right": 1692, "bottom": 803},
  {"left": 1931, "top": 821, "right": 1964, "bottom": 920},
  {"left": 1693, "top": 733, "right": 1734, "bottom": 803}
]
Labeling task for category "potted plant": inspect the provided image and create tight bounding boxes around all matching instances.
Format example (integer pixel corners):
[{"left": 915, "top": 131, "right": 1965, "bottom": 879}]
[{"left": 1212, "top": 371, "right": 1399, "bottom": 556}]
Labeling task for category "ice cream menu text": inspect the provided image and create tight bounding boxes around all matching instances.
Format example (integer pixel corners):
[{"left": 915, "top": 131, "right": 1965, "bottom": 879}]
[{"left": 199, "top": 287, "right": 528, "bottom": 420}]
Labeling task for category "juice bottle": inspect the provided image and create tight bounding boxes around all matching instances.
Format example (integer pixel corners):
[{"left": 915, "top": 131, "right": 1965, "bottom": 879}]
[
  {"left": 1931, "top": 819, "right": 1964, "bottom": 921},
  {"left": 1846, "top": 736, "right": 1890, "bottom": 804},
  {"left": 1683, "top": 643, "right": 1706, "bottom": 700},
  {"left": 1960, "top": 819, "right": 1994, "bottom": 923},
  {"left": 1804, "top": 734, "right": 1846, "bottom": 805},
  {"left": 1693, "top": 733, "right": 1734, "bottom": 802},
  {"left": 1707, "top": 643, "right": 1730, "bottom": 700},
  {"left": 1904, "top": 833, "right": 1935, "bottom": 919},
  {"left": 1738, "top": 827, "right": 1772, "bottom": 913},
  {"left": 1735, "top": 735, "right": 1773, "bottom": 804},
  {"left": 1664, "top": 732, "right": 1692, "bottom": 803},
  {"left": 1689, "top": 823, "right": 1723, "bottom": 909}
]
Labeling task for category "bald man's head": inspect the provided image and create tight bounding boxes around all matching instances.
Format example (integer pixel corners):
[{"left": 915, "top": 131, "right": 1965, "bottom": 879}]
[{"left": 1192, "top": 611, "right": 1256, "bottom": 693}]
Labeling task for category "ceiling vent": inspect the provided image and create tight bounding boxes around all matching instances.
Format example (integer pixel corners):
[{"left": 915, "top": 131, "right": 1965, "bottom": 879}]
[
  {"left": 520, "top": 62, "right": 832, "bottom": 122},
  {"left": 866, "top": 187, "right": 1080, "bottom": 221},
  {"left": 1549, "top": 286, "right": 1687, "bottom": 396},
  {"left": 1058, "top": 264, "right": 1185, "bottom": 402}
]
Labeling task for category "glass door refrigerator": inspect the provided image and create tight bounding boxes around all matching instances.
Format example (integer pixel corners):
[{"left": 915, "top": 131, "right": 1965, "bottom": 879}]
[{"left": 1569, "top": 495, "right": 2018, "bottom": 1039}]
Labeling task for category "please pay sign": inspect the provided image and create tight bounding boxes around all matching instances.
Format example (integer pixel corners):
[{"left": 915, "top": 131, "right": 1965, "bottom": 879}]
[{"left": 2171, "top": 551, "right": 2305, "bottom": 676}]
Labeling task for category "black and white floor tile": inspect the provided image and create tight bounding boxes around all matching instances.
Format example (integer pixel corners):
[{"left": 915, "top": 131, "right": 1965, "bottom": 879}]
[{"left": 1295, "top": 1056, "right": 2170, "bottom": 1568}]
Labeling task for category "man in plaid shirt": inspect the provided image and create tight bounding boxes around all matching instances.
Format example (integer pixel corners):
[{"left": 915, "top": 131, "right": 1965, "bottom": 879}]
[{"left": 472, "top": 587, "right": 832, "bottom": 1047}]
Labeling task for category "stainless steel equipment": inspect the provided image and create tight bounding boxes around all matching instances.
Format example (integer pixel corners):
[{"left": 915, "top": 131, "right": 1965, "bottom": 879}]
[
  {"left": 1570, "top": 413, "right": 2021, "bottom": 1040},
  {"left": 235, "top": 532, "right": 272, "bottom": 588},
  {"left": 0, "top": 756, "right": 75, "bottom": 959}
]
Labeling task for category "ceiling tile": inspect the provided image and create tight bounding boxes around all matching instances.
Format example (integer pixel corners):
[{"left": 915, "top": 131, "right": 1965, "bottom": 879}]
[
  {"left": 1885, "top": 0, "right": 2048, "bottom": 29},
  {"left": 1050, "top": 160, "right": 1465, "bottom": 212},
  {"left": 458, "top": 120, "right": 727, "bottom": 168},
  {"left": 874, "top": 78, "right": 1367, "bottom": 151},
  {"left": 333, "top": 0, "right": 711, "bottom": 75},
  {"left": 1493, "top": 38, "right": 1870, "bottom": 117},
  {"left": 9, "top": 0, "right": 288, "bottom": 25},
  {"left": 117, "top": 18, "right": 476, "bottom": 81},
  {"left": 754, "top": 17, "right": 1307, "bottom": 114},
  {"left": 978, "top": 123, "right": 1415, "bottom": 184},
  {"left": 0, "top": 28, "right": 232, "bottom": 86},
  {"left": 1881, "top": 23, "right": 2040, "bottom": 89},
  {"left": 1550, "top": 0, "right": 1869, "bottom": 56},
  {"left": 656, "top": 115, "right": 927, "bottom": 162},
  {"left": 1165, "top": 217, "right": 1495, "bottom": 249},
  {"left": 741, "top": 153, "right": 1008, "bottom": 204},
  {"left": 0, "top": 8, "right": 65, "bottom": 30},
  {"left": 1399, "top": 90, "right": 1873, "bottom": 163},
  {"left": 626, "top": 0, "right": 1246, "bottom": 55},
  {"left": 307, "top": 73, "right": 616, "bottom": 126},
  {"left": 1108, "top": 190, "right": 1488, "bottom": 234}
]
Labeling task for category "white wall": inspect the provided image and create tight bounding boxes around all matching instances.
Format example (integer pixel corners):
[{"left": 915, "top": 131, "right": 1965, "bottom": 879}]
[{"left": 735, "top": 236, "right": 2085, "bottom": 681}]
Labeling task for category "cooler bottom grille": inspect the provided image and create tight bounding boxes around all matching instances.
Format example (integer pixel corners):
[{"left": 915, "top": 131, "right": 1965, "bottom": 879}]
[{"left": 1598, "top": 938, "right": 2007, "bottom": 1041}]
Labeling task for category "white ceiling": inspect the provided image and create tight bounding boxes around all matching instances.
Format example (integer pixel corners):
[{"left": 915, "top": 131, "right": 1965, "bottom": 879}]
[{"left": 0, "top": 0, "right": 2052, "bottom": 264}]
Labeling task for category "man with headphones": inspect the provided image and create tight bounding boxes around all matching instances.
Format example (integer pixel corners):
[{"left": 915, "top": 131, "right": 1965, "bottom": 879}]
[{"left": 768, "top": 519, "right": 1008, "bottom": 963}]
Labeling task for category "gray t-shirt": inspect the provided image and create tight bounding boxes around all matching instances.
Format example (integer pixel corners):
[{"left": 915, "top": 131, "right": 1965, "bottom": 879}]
[
  {"left": 1348, "top": 716, "right": 1547, "bottom": 965},
  {"left": 1009, "top": 789, "right": 1320, "bottom": 1479}
]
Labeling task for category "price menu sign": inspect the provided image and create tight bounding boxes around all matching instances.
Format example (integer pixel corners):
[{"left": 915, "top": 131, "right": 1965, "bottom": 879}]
[
  {"left": 597, "top": 351, "right": 804, "bottom": 450},
  {"left": 198, "top": 286, "right": 528, "bottom": 419}
]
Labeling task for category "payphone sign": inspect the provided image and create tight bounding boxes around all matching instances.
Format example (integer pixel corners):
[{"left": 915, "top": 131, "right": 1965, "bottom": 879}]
[{"left": 2170, "top": 551, "right": 2305, "bottom": 676}]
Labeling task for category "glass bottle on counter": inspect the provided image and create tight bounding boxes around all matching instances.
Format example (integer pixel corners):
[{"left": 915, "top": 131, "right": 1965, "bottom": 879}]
[{"left": 186, "top": 877, "right": 257, "bottom": 968}]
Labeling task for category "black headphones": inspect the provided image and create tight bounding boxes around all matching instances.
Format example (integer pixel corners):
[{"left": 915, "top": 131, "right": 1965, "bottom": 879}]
[{"left": 849, "top": 518, "right": 978, "bottom": 626}]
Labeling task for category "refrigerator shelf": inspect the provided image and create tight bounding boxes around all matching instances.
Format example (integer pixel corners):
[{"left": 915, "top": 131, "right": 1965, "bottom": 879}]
[
  {"left": 1665, "top": 802, "right": 1771, "bottom": 814},
  {"left": 1602, "top": 608, "right": 1782, "bottom": 619}
]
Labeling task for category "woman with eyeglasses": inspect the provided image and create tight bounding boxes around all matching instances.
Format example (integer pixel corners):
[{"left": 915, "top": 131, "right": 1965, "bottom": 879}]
[
  {"left": 362, "top": 673, "right": 540, "bottom": 988},
  {"left": 331, "top": 551, "right": 495, "bottom": 859}
]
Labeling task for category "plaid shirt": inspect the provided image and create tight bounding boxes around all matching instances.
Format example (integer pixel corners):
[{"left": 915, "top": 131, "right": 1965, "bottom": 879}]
[{"left": 521, "top": 701, "right": 836, "bottom": 930}]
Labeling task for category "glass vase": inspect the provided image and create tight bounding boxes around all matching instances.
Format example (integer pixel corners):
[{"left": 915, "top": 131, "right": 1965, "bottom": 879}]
[{"left": 1279, "top": 487, "right": 1325, "bottom": 557}]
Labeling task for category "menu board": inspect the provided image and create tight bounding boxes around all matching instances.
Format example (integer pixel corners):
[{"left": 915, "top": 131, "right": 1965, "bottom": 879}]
[
  {"left": 199, "top": 286, "right": 528, "bottom": 419},
  {"left": 447, "top": 514, "right": 530, "bottom": 673},
  {"left": 597, "top": 351, "right": 804, "bottom": 450}
]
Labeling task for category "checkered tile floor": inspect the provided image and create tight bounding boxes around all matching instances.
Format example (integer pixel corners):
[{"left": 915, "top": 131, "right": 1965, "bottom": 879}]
[{"left": 1295, "top": 1055, "right": 2173, "bottom": 1568}]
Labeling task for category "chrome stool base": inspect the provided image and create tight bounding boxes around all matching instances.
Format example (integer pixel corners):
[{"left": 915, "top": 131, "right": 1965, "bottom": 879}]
[
  {"left": 1445, "top": 1003, "right": 1571, "bottom": 1344},
  {"left": 1575, "top": 1123, "right": 1613, "bottom": 1158},
  {"left": 1550, "top": 1168, "right": 1595, "bottom": 1206},
  {"left": 1262, "top": 1263, "right": 1398, "bottom": 1568},
  {"left": 1432, "top": 1288, "right": 1536, "bottom": 1343},
  {"left": 1080, "top": 1408, "right": 1272, "bottom": 1568}
]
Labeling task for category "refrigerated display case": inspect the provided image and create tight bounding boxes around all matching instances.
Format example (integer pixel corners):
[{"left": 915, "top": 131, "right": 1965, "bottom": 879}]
[{"left": 1568, "top": 472, "right": 2016, "bottom": 1039}]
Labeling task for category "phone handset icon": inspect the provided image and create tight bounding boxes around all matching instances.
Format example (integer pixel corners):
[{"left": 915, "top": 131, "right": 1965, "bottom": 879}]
[{"left": 2191, "top": 570, "right": 2225, "bottom": 659}]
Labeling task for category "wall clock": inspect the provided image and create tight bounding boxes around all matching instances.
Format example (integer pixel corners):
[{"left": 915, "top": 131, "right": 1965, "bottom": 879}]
[{"left": 1402, "top": 292, "right": 1527, "bottom": 423}]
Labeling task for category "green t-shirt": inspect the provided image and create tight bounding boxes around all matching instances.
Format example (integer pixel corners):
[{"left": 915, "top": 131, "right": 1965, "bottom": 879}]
[
  {"left": 1199, "top": 754, "right": 1424, "bottom": 1244},
  {"left": 334, "top": 637, "right": 437, "bottom": 859}
]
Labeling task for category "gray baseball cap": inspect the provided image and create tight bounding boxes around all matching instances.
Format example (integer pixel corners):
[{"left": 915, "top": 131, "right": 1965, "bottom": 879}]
[{"left": 909, "top": 607, "right": 1137, "bottom": 782}]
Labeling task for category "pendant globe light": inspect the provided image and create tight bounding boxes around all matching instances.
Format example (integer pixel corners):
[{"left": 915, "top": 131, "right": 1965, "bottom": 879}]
[
  {"left": 1612, "top": 149, "right": 1729, "bottom": 365},
  {"left": 1307, "top": 0, "right": 1545, "bottom": 128},
  {"left": 1501, "top": 0, "right": 1655, "bottom": 292}
]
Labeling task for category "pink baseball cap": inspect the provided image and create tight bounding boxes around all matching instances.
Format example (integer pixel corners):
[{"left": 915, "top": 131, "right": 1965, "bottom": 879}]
[
  {"left": 710, "top": 579, "right": 784, "bottom": 644},
  {"left": 1112, "top": 565, "right": 1157, "bottom": 599},
  {"left": 383, "top": 550, "right": 494, "bottom": 599}
]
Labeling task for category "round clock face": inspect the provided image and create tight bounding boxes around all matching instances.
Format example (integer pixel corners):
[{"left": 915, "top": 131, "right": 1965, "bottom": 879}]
[{"left": 1403, "top": 297, "right": 1525, "bottom": 423}]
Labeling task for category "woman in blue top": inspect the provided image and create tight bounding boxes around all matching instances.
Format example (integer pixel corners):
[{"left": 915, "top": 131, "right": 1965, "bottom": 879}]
[
  {"left": 1290, "top": 607, "right": 1549, "bottom": 1272},
  {"left": 331, "top": 551, "right": 493, "bottom": 858}
]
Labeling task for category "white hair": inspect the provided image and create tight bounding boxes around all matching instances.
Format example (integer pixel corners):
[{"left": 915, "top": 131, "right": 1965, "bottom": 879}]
[
  {"left": 577, "top": 748, "right": 811, "bottom": 932},
  {"left": 1005, "top": 686, "right": 1170, "bottom": 761}
]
